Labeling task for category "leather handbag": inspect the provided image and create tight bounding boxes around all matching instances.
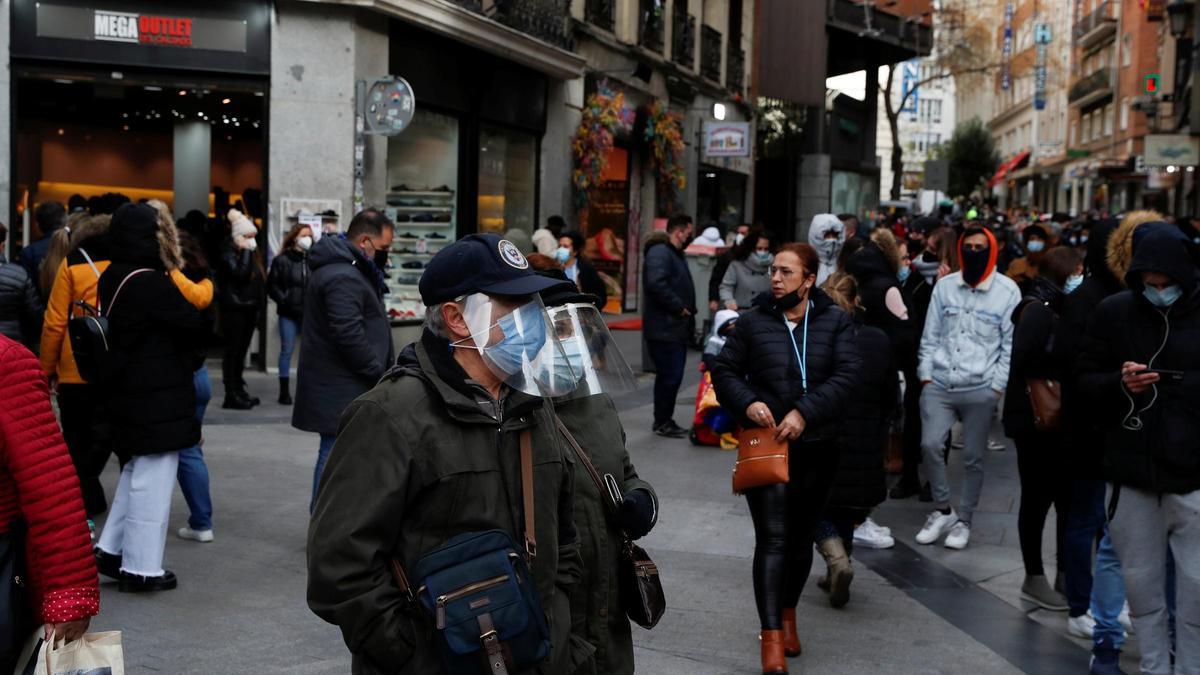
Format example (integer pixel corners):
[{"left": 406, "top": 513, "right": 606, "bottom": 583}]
[
  {"left": 1026, "top": 379, "right": 1062, "bottom": 432},
  {"left": 553, "top": 418, "right": 666, "bottom": 630},
  {"left": 732, "top": 426, "right": 789, "bottom": 494}
]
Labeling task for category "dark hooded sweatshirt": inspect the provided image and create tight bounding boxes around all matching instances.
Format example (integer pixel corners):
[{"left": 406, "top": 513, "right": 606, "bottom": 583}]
[{"left": 1077, "top": 228, "right": 1200, "bottom": 494}]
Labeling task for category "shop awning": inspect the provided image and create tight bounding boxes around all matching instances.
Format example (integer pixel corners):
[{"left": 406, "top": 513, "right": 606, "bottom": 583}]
[
  {"left": 355, "top": 0, "right": 587, "bottom": 80},
  {"left": 988, "top": 150, "right": 1032, "bottom": 188}
]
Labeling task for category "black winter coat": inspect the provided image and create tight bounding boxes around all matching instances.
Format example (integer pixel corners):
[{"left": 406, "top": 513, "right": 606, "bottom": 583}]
[
  {"left": 827, "top": 320, "right": 894, "bottom": 509},
  {"left": 292, "top": 235, "right": 394, "bottom": 436},
  {"left": 217, "top": 243, "right": 265, "bottom": 311},
  {"left": 1001, "top": 277, "right": 1065, "bottom": 438},
  {"left": 1077, "top": 229, "right": 1200, "bottom": 494},
  {"left": 846, "top": 243, "right": 914, "bottom": 364},
  {"left": 900, "top": 264, "right": 934, "bottom": 373},
  {"left": 0, "top": 255, "right": 42, "bottom": 348},
  {"left": 268, "top": 249, "right": 308, "bottom": 320},
  {"left": 712, "top": 288, "right": 862, "bottom": 450},
  {"left": 98, "top": 206, "right": 204, "bottom": 459},
  {"left": 572, "top": 256, "right": 608, "bottom": 311},
  {"left": 642, "top": 239, "right": 696, "bottom": 343}
]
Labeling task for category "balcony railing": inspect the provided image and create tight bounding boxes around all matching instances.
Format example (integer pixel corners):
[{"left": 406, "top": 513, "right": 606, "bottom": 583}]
[
  {"left": 585, "top": 0, "right": 614, "bottom": 32},
  {"left": 1068, "top": 67, "right": 1113, "bottom": 105},
  {"left": 700, "top": 25, "right": 722, "bottom": 82},
  {"left": 672, "top": 8, "right": 696, "bottom": 68},
  {"left": 639, "top": 0, "right": 665, "bottom": 52},
  {"left": 727, "top": 42, "right": 745, "bottom": 93},
  {"left": 494, "top": 0, "right": 573, "bottom": 50},
  {"left": 1072, "top": 0, "right": 1117, "bottom": 48}
]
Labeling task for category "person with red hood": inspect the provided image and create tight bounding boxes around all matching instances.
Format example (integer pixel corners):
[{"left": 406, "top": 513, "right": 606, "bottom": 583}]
[{"left": 914, "top": 226, "right": 1020, "bottom": 550}]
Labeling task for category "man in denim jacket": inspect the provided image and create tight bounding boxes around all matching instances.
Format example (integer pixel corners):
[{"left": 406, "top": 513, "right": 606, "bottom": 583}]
[{"left": 914, "top": 226, "right": 1020, "bottom": 550}]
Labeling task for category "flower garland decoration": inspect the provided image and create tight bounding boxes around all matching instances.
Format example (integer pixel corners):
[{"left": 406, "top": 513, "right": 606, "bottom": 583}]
[
  {"left": 572, "top": 80, "right": 635, "bottom": 211},
  {"left": 643, "top": 101, "right": 686, "bottom": 208}
]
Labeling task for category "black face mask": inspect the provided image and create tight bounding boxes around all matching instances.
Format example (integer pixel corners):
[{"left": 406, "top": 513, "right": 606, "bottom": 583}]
[
  {"left": 373, "top": 248, "right": 390, "bottom": 270},
  {"left": 771, "top": 285, "right": 809, "bottom": 312},
  {"left": 921, "top": 250, "right": 939, "bottom": 263},
  {"left": 961, "top": 247, "right": 991, "bottom": 286}
]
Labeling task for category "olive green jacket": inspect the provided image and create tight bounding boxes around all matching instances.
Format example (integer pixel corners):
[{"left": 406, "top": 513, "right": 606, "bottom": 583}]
[
  {"left": 307, "top": 334, "right": 592, "bottom": 674},
  {"left": 556, "top": 394, "right": 656, "bottom": 675}
]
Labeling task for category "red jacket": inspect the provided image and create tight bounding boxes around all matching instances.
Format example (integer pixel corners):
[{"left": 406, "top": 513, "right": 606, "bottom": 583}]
[{"left": 0, "top": 335, "right": 99, "bottom": 624}]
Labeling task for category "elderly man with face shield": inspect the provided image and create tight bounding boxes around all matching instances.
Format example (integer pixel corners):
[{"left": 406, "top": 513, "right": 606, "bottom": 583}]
[
  {"left": 307, "top": 234, "right": 595, "bottom": 675},
  {"left": 531, "top": 268, "right": 659, "bottom": 675}
]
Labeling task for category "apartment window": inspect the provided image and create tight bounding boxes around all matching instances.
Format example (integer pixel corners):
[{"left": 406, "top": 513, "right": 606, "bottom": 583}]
[
  {"left": 1083, "top": 113, "right": 1092, "bottom": 142},
  {"left": 1120, "top": 97, "right": 1130, "bottom": 130},
  {"left": 1104, "top": 105, "right": 1114, "bottom": 136},
  {"left": 1122, "top": 34, "right": 1132, "bottom": 67},
  {"left": 1070, "top": 120, "right": 1077, "bottom": 146}
]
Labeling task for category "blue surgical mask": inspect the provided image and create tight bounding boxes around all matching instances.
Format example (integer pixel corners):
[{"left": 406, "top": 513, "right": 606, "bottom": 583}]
[
  {"left": 752, "top": 251, "right": 773, "bottom": 265},
  {"left": 1064, "top": 274, "right": 1083, "bottom": 294},
  {"left": 897, "top": 266, "right": 911, "bottom": 284},
  {"left": 1026, "top": 240, "right": 1045, "bottom": 253},
  {"left": 1143, "top": 284, "right": 1183, "bottom": 309},
  {"left": 554, "top": 247, "right": 571, "bottom": 264},
  {"left": 548, "top": 335, "right": 587, "bottom": 391},
  {"left": 486, "top": 305, "right": 548, "bottom": 376}
]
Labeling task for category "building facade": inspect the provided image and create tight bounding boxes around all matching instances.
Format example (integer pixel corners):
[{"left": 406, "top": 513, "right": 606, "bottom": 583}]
[{"left": 876, "top": 56, "right": 957, "bottom": 212}]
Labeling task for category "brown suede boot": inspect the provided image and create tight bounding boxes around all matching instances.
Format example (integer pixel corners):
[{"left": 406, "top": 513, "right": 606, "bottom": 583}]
[
  {"left": 780, "top": 608, "right": 802, "bottom": 657},
  {"left": 760, "top": 630, "right": 788, "bottom": 674},
  {"left": 818, "top": 536, "right": 854, "bottom": 609}
]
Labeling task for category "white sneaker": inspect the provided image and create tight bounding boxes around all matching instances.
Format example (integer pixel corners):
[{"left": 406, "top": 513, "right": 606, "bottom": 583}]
[
  {"left": 862, "top": 517, "right": 891, "bottom": 537},
  {"left": 178, "top": 526, "right": 214, "bottom": 543},
  {"left": 1118, "top": 604, "right": 1133, "bottom": 634},
  {"left": 988, "top": 439, "right": 1007, "bottom": 451},
  {"left": 853, "top": 520, "right": 895, "bottom": 549},
  {"left": 916, "top": 509, "right": 958, "bottom": 545},
  {"left": 943, "top": 521, "right": 971, "bottom": 549},
  {"left": 1067, "top": 612, "right": 1096, "bottom": 639}
]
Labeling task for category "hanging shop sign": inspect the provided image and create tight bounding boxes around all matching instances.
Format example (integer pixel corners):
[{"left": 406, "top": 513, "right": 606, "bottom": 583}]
[
  {"left": 901, "top": 61, "right": 919, "bottom": 114},
  {"left": 1144, "top": 134, "right": 1200, "bottom": 167},
  {"left": 363, "top": 77, "right": 417, "bottom": 136},
  {"left": 703, "top": 122, "right": 751, "bottom": 157},
  {"left": 1001, "top": 3, "right": 1014, "bottom": 90},
  {"left": 1034, "top": 23, "right": 1051, "bottom": 110}
]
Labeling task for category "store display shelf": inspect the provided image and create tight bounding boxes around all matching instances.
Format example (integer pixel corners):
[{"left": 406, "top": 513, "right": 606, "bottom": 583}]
[
  {"left": 387, "top": 190, "right": 455, "bottom": 198},
  {"left": 392, "top": 221, "right": 453, "bottom": 227},
  {"left": 389, "top": 206, "right": 454, "bottom": 213},
  {"left": 393, "top": 237, "right": 451, "bottom": 243}
]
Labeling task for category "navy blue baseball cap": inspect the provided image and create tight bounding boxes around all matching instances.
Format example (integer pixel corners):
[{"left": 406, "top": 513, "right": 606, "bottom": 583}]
[{"left": 420, "top": 233, "right": 573, "bottom": 306}]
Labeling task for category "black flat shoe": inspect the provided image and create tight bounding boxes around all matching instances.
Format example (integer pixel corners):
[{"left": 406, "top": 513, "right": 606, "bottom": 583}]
[
  {"left": 118, "top": 570, "right": 177, "bottom": 593},
  {"left": 653, "top": 421, "right": 689, "bottom": 439},
  {"left": 222, "top": 396, "right": 253, "bottom": 410},
  {"left": 94, "top": 548, "right": 121, "bottom": 580}
]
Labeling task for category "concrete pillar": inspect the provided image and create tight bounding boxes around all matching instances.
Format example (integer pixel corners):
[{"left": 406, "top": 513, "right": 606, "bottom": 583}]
[
  {"left": 540, "top": 78, "right": 578, "bottom": 226},
  {"left": 796, "top": 153, "right": 831, "bottom": 241},
  {"left": 173, "top": 121, "right": 212, "bottom": 217}
]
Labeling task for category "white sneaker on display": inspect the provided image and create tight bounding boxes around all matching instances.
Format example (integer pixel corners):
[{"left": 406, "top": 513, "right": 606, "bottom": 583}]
[
  {"left": 178, "top": 526, "right": 214, "bottom": 543},
  {"left": 915, "top": 509, "right": 958, "bottom": 545},
  {"left": 1068, "top": 612, "right": 1096, "bottom": 639},
  {"left": 853, "top": 519, "right": 895, "bottom": 549},
  {"left": 943, "top": 521, "right": 971, "bottom": 549}
]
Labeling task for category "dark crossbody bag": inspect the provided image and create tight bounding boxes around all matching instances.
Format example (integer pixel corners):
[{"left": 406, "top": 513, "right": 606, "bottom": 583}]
[
  {"left": 0, "top": 519, "right": 32, "bottom": 674},
  {"left": 553, "top": 417, "right": 666, "bottom": 630},
  {"left": 390, "top": 431, "right": 550, "bottom": 675}
]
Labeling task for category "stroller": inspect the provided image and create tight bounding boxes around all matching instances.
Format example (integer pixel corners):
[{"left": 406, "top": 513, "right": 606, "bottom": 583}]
[{"left": 690, "top": 310, "right": 740, "bottom": 448}]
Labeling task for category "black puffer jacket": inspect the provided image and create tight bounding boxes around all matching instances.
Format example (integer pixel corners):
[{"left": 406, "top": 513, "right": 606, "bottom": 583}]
[
  {"left": 1077, "top": 229, "right": 1200, "bottom": 494},
  {"left": 1002, "top": 276, "right": 1065, "bottom": 438},
  {"left": 1058, "top": 220, "right": 1122, "bottom": 477},
  {"left": 97, "top": 204, "right": 204, "bottom": 459},
  {"left": 268, "top": 248, "right": 308, "bottom": 320},
  {"left": 846, "top": 242, "right": 913, "bottom": 361},
  {"left": 217, "top": 242, "right": 265, "bottom": 310},
  {"left": 827, "top": 319, "right": 894, "bottom": 509},
  {"left": 0, "top": 255, "right": 42, "bottom": 347},
  {"left": 642, "top": 237, "right": 696, "bottom": 343},
  {"left": 712, "top": 288, "right": 862, "bottom": 450}
]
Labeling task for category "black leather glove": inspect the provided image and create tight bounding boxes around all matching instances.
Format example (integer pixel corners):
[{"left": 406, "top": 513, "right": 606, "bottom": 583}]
[{"left": 617, "top": 488, "right": 657, "bottom": 540}]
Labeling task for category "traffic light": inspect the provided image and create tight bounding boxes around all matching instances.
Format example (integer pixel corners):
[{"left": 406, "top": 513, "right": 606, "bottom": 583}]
[{"left": 1145, "top": 73, "right": 1160, "bottom": 95}]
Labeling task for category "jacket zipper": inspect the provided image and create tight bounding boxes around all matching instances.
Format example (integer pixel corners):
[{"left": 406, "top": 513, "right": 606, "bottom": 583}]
[{"left": 435, "top": 574, "right": 510, "bottom": 629}]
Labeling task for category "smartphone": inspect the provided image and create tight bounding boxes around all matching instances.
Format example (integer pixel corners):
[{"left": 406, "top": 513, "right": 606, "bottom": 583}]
[{"left": 1147, "top": 369, "right": 1185, "bottom": 384}]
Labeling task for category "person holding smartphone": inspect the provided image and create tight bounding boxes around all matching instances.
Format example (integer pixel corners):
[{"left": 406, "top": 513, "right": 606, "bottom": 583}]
[{"left": 1077, "top": 226, "right": 1200, "bottom": 675}]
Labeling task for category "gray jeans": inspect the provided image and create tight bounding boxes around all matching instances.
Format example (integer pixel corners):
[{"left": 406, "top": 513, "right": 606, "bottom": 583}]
[
  {"left": 919, "top": 383, "right": 997, "bottom": 525},
  {"left": 1108, "top": 485, "right": 1200, "bottom": 675}
]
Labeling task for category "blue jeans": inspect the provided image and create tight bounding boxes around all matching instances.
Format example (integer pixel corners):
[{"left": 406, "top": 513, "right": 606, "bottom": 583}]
[
  {"left": 1092, "top": 527, "right": 1127, "bottom": 650},
  {"left": 278, "top": 315, "right": 300, "bottom": 379},
  {"left": 647, "top": 339, "right": 687, "bottom": 428},
  {"left": 311, "top": 433, "right": 336, "bottom": 513},
  {"left": 177, "top": 366, "right": 214, "bottom": 531}
]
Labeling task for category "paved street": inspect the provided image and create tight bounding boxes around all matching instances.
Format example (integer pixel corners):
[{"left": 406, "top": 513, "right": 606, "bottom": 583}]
[{"left": 87, "top": 336, "right": 1140, "bottom": 674}]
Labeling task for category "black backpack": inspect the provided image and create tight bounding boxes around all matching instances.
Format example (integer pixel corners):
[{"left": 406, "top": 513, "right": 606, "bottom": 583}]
[{"left": 68, "top": 265, "right": 151, "bottom": 383}]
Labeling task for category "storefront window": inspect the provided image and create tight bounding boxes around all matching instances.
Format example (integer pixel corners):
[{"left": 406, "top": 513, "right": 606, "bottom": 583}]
[
  {"left": 477, "top": 126, "right": 537, "bottom": 235},
  {"left": 580, "top": 145, "right": 630, "bottom": 313},
  {"left": 697, "top": 166, "right": 747, "bottom": 231}
]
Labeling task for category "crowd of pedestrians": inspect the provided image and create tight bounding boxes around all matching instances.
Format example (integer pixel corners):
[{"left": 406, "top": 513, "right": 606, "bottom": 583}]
[{"left": 0, "top": 193, "right": 1197, "bottom": 675}]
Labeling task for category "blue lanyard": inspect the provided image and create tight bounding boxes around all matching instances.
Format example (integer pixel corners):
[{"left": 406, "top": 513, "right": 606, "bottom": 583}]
[{"left": 786, "top": 309, "right": 809, "bottom": 392}]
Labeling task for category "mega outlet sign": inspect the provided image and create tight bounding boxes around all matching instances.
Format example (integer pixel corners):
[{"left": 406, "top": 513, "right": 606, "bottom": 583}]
[{"left": 94, "top": 10, "right": 193, "bottom": 47}]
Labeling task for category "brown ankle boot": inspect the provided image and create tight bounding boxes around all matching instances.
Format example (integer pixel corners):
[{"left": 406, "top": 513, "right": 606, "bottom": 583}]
[
  {"left": 818, "top": 536, "right": 855, "bottom": 609},
  {"left": 780, "top": 608, "right": 801, "bottom": 657},
  {"left": 760, "top": 630, "right": 788, "bottom": 674}
]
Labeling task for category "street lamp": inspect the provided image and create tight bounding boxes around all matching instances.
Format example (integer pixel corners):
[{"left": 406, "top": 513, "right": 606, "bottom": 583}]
[{"left": 1168, "top": 0, "right": 1193, "bottom": 39}]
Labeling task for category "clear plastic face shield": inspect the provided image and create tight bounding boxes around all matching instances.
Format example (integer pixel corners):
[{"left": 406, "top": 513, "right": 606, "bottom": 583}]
[
  {"left": 545, "top": 302, "right": 637, "bottom": 399},
  {"left": 450, "top": 293, "right": 579, "bottom": 397}
]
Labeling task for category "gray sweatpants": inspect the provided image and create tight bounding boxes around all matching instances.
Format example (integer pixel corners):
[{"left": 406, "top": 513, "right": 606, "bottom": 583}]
[
  {"left": 919, "top": 383, "right": 996, "bottom": 525},
  {"left": 1108, "top": 485, "right": 1200, "bottom": 675}
]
